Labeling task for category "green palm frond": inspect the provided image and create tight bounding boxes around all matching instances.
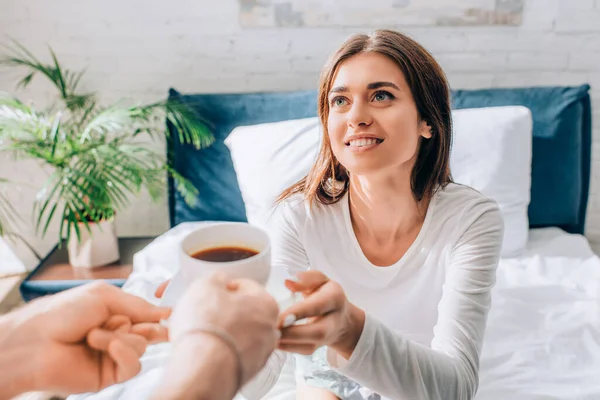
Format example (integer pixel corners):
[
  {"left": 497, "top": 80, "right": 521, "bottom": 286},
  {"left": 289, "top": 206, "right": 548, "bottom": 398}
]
[
  {"left": 1, "top": 41, "right": 215, "bottom": 244},
  {"left": 0, "top": 92, "right": 32, "bottom": 111},
  {"left": 0, "top": 93, "right": 53, "bottom": 141},
  {"left": 0, "top": 40, "right": 96, "bottom": 112},
  {"left": 144, "top": 99, "right": 214, "bottom": 149},
  {"left": 79, "top": 105, "right": 147, "bottom": 142},
  {"left": 168, "top": 168, "right": 199, "bottom": 208}
]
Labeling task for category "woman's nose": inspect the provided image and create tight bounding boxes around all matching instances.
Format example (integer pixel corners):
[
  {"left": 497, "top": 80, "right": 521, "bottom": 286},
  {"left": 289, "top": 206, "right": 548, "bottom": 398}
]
[{"left": 347, "top": 102, "right": 373, "bottom": 128}]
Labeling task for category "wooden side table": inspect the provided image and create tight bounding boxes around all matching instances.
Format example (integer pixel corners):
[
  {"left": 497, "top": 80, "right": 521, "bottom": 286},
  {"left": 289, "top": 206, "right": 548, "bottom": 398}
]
[{"left": 20, "top": 237, "right": 155, "bottom": 302}]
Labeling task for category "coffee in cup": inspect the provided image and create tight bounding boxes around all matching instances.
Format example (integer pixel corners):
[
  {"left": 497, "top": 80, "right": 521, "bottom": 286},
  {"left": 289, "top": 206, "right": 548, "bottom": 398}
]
[
  {"left": 190, "top": 246, "right": 259, "bottom": 262},
  {"left": 179, "top": 222, "right": 271, "bottom": 285}
]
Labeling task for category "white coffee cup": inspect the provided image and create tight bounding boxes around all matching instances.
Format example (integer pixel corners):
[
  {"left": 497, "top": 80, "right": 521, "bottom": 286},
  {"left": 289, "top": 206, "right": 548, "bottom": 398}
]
[{"left": 179, "top": 222, "right": 271, "bottom": 285}]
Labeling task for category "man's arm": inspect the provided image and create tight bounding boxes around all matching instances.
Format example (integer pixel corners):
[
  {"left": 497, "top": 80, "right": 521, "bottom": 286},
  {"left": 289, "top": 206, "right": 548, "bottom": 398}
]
[
  {"left": 0, "top": 312, "right": 36, "bottom": 399},
  {"left": 152, "top": 275, "right": 281, "bottom": 400},
  {"left": 152, "top": 334, "right": 239, "bottom": 400}
]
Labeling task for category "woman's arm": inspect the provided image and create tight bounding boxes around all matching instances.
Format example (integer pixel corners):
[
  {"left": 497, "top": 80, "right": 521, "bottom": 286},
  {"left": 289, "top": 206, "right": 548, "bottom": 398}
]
[
  {"left": 327, "top": 205, "right": 504, "bottom": 400},
  {"left": 270, "top": 200, "right": 346, "bottom": 400},
  {"left": 269, "top": 199, "right": 311, "bottom": 277}
]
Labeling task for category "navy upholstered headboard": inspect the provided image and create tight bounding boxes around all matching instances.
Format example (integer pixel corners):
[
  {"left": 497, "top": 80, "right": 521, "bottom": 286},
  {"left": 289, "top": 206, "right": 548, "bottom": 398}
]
[{"left": 167, "top": 84, "right": 592, "bottom": 234}]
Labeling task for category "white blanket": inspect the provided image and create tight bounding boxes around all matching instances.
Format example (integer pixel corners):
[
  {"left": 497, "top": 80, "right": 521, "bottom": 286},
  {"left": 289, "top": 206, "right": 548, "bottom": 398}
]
[{"left": 68, "top": 224, "right": 600, "bottom": 400}]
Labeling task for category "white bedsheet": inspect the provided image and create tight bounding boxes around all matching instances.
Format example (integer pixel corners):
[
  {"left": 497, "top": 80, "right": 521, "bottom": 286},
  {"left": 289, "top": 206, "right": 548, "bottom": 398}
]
[
  {"left": 477, "top": 227, "right": 600, "bottom": 400},
  {"left": 68, "top": 224, "right": 600, "bottom": 400}
]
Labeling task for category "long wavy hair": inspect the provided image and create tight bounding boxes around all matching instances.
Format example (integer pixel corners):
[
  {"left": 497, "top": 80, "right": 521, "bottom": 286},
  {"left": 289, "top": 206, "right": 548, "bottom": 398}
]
[{"left": 277, "top": 29, "right": 453, "bottom": 206}]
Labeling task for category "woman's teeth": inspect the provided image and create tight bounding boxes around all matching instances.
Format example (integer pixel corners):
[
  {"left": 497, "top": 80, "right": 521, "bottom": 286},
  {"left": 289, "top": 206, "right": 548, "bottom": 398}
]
[{"left": 347, "top": 138, "right": 380, "bottom": 147}]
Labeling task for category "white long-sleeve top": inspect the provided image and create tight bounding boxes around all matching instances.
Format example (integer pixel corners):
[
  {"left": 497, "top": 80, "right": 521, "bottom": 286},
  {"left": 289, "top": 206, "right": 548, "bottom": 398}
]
[{"left": 265, "top": 182, "right": 504, "bottom": 400}]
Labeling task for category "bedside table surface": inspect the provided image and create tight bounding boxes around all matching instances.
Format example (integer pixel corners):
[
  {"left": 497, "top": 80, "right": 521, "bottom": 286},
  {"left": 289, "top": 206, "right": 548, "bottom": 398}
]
[{"left": 29, "top": 237, "right": 154, "bottom": 281}]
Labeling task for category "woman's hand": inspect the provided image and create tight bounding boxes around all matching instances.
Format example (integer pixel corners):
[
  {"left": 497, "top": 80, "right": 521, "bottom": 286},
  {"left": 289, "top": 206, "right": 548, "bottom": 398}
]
[{"left": 277, "top": 271, "right": 365, "bottom": 360}]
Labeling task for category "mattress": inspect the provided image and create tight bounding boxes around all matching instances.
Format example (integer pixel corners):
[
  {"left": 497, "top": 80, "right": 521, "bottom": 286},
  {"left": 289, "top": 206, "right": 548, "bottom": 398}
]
[{"left": 67, "top": 224, "right": 600, "bottom": 400}]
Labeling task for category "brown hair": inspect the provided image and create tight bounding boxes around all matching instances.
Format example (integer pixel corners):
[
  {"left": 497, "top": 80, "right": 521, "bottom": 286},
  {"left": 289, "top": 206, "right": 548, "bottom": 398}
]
[{"left": 278, "top": 29, "right": 452, "bottom": 206}]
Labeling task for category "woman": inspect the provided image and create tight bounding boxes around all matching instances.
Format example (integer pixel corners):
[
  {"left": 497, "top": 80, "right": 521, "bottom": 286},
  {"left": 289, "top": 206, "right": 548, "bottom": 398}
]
[{"left": 271, "top": 29, "right": 504, "bottom": 400}]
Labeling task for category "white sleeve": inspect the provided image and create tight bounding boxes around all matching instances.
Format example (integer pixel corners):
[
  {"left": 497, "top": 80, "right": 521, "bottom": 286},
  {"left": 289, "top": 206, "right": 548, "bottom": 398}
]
[
  {"left": 268, "top": 201, "right": 366, "bottom": 397},
  {"left": 327, "top": 204, "right": 504, "bottom": 400},
  {"left": 269, "top": 200, "right": 311, "bottom": 276},
  {"left": 241, "top": 200, "right": 312, "bottom": 400}
]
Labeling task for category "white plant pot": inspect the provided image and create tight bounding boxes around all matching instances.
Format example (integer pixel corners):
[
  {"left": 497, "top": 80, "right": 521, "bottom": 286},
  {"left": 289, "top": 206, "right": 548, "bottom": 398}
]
[{"left": 67, "top": 218, "right": 120, "bottom": 268}]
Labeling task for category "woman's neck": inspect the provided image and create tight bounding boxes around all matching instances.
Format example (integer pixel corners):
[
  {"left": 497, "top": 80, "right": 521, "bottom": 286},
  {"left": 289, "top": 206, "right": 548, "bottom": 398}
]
[{"left": 348, "top": 170, "right": 429, "bottom": 244}]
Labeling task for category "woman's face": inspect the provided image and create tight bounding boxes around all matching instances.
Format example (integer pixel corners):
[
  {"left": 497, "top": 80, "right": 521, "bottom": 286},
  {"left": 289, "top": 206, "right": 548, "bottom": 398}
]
[{"left": 326, "top": 52, "right": 431, "bottom": 177}]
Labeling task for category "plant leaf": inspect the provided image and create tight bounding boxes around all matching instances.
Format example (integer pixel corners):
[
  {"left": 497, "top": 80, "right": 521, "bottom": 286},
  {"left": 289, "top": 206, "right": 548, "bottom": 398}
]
[
  {"left": 163, "top": 100, "right": 214, "bottom": 149},
  {"left": 168, "top": 168, "right": 199, "bottom": 208},
  {"left": 1, "top": 40, "right": 95, "bottom": 112},
  {"left": 0, "top": 94, "right": 51, "bottom": 141},
  {"left": 49, "top": 111, "right": 62, "bottom": 157},
  {"left": 16, "top": 72, "right": 36, "bottom": 90},
  {"left": 79, "top": 105, "right": 141, "bottom": 142}
]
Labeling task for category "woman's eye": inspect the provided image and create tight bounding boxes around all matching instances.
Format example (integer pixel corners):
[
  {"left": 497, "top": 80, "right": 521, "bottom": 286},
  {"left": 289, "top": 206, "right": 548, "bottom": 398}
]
[
  {"left": 373, "top": 91, "right": 395, "bottom": 102},
  {"left": 331, "top": 97, "right": 348, "bottom": 107}
]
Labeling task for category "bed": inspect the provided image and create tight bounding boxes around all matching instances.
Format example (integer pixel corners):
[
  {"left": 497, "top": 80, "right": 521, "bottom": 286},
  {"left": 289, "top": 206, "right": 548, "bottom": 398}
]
[
  {"left": 68, "top": 83, "right": 597, "bottom": 400},
  {"left": 67, "top": 224, "right": 600, "bottom": 400}
]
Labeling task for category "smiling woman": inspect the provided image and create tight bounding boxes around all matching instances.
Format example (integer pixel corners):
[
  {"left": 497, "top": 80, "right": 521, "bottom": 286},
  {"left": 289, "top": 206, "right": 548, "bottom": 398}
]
[
  {"left": 278, "top": 30, "right": 451, "bottom": 208},
  {"left": 267, "top": 29, "right": 504, "bottom": 400}
]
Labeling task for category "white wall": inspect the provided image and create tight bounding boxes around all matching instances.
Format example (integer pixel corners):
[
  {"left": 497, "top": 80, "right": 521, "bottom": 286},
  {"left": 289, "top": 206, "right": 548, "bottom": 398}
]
[{"left": 1, "top": 0, "right": 600, "bottom": 266}]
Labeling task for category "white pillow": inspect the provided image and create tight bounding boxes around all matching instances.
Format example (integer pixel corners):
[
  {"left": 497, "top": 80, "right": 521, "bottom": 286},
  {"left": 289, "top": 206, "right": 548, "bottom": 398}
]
[
  {"left": 225, "top": 106, "right": 533, "bottom": 257},
  {"left": 450, "top": 106, "right": 533, "bottom": 257},
  {"left": 224, "top": 117, "right": 322, "bottom": 229}
]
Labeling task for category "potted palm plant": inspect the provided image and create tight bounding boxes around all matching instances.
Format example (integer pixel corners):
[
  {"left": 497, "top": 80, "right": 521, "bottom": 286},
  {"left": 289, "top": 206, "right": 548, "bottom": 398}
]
[{"left": 0, "top": 42, "right": 213, "bottom": 268}]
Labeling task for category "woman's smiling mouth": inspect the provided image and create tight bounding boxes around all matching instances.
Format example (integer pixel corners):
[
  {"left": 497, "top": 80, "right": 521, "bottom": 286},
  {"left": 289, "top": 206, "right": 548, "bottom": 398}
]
[{"left": 344, "top": 136, "right": 384, "bottom": 152}]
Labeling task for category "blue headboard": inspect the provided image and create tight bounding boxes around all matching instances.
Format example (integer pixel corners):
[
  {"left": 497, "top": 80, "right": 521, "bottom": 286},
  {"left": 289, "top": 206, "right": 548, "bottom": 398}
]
[{"left": 167, "top": 84, "right": 592, "bottom": 234}]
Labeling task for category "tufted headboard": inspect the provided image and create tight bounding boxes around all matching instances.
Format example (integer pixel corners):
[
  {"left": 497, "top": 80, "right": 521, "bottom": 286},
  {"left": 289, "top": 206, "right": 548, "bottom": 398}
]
[{"left": 167, "top": 84, "right": 592, "bottom": 234}]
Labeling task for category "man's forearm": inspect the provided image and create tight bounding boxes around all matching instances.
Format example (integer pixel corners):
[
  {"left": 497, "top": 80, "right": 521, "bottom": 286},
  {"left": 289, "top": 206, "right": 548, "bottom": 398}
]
[
  {"left": 152, "top": 334, "right": 239, "bottom": 400},
  {"left": 0, "top": 313, "right": 36, "bottom": 399}
]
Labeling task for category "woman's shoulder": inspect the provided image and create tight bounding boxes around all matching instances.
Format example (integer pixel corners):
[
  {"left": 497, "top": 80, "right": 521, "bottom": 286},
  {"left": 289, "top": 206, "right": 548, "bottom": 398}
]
[
  {"left": 436, "top": 182, "right": 499, "bottom": 208},
  {"left": 433, "top": 183, "right": 502, "bottom": 226},
  {"left": 426, "top": 183, "right": 503, "bottom": 254},
  {"left": 271, "top": 193, "right": 345, "bottom": 225}
]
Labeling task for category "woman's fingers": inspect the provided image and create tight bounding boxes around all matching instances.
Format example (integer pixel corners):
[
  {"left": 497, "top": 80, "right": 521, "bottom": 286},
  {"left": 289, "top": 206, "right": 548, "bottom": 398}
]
[
  {"left": 279, "top": 317, "right": 332, "bottom": 343},
  {"left": 285, "top": 270, "right": 330, "bottom": 294},
  {"left": 278, "top": 280, "right": 343, "bottom": 328}
]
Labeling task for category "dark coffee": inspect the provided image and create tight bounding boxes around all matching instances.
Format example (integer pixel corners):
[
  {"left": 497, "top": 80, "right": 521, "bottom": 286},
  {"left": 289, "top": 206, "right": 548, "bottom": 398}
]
[{"left": 191, "top": 246, "right": 259, "bottom": 262}]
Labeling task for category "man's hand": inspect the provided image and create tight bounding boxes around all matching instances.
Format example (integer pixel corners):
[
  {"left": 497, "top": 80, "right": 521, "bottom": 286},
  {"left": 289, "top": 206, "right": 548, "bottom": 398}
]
[
  {"left": 154, "top": 273, "right": 281, "bottom": 400},
  {"left": 0, "top": 281, "right": 170, "bottom": 398}
]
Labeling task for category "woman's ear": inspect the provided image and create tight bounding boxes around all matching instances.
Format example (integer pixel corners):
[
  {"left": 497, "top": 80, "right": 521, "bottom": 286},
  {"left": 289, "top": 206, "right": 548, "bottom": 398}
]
[{"left": 420, "top": 120, "right": 433, "bottom": 139}]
